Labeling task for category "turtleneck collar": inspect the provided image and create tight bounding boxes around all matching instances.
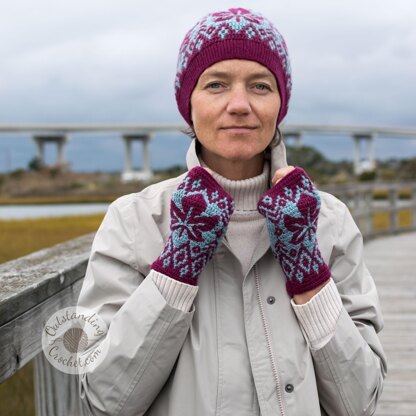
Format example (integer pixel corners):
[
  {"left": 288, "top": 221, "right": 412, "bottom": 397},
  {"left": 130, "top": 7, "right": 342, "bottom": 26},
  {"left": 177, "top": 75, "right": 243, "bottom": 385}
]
[
  {"left": 186, "top": 138, "right": 288, "bottom": 187},
  {"left": 200, "top": 159, "right": 270, "bottom": 212}
]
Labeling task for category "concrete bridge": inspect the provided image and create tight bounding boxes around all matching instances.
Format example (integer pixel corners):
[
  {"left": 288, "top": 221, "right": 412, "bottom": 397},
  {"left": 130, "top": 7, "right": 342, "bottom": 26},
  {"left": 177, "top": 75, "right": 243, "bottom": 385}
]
[{"left": 1, "top": 123, "right": 416, "bottom": 180}]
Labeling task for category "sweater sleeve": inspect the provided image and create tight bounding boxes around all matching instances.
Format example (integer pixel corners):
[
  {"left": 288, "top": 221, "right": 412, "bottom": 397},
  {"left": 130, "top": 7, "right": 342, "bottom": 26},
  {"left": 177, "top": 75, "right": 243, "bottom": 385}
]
[
  {"left": 77, "top": 197, "right": 195, "bottom": 416},
  {"left": 152, "top": 271, "right": 198, "bottom": 312},
  {"left": 290, "top": 278, "right": 342, "bottom": 349}
]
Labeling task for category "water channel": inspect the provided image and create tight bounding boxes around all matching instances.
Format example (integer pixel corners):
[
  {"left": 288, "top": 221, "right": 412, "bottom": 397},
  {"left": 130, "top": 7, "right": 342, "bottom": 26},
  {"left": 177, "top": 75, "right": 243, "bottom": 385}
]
[
  {"left": 0, "top": 203, "right": 110, "bottom": 220},
  {"left": 0, "top": 200, "right": 410, "bottom": 221}
]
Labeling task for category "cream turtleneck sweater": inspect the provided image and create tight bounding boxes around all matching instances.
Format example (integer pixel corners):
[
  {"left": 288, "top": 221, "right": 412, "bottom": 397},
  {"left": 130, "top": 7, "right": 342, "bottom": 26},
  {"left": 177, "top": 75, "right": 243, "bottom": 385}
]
[{"left": 209, "top": 161, "right": 269, "bottom": 276}]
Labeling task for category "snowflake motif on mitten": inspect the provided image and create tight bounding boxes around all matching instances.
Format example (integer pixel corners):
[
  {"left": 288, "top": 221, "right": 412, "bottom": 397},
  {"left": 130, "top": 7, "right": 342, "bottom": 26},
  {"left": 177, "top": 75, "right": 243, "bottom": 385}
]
[
  {"left": 152, "top": 167, "right": 234, "bottom": 285},
  {"left": 258, "top": 167, "right": 331, "bottom": 296}
]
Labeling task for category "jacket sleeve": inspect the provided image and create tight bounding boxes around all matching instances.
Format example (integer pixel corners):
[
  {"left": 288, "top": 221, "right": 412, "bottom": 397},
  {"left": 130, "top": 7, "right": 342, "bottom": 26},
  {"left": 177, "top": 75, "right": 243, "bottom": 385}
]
[
  {"left": 77, "top": 198, "right": 195, "bottom": 416},
  {"left": 311, "top": 201, "right": 387, "bottom": 416}
]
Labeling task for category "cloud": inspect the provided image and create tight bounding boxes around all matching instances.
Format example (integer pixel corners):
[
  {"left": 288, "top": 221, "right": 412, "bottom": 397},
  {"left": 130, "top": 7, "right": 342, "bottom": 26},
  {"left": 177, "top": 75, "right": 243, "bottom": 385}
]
[
  {"left": 0, "top": 0, "right": 415, "bottom": 168},
  {"left": 1, "top": 0, "right": 414, "bottom": 124}
]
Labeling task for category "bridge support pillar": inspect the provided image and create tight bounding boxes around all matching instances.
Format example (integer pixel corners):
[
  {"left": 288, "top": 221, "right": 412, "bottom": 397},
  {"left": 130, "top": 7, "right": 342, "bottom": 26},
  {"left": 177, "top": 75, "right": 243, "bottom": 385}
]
[
  {"left": 32, "top": 135, "right": 69, "bottom": 169},
  {"left": 121, "top": 133, "right": 153, "bottom": 182},
  {"left": 352, "top": 134, "right": 376, "bottom": 175}
]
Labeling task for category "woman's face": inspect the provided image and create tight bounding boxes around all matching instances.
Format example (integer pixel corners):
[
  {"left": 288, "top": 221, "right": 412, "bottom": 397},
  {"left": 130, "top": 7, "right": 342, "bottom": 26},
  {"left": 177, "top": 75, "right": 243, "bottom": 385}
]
[{"left": 190, "top": 59, "right": 281, "bottom": 169}]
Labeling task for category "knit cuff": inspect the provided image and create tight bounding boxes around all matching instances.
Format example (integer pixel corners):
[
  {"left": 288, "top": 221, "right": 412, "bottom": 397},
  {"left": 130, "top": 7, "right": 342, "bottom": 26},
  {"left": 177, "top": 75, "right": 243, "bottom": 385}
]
[
  {"left": 291, "top": 279, "right": 342, "bottom": 349},
  {"left": 151, "top": 270, "right": 198, "bottom": 312}
]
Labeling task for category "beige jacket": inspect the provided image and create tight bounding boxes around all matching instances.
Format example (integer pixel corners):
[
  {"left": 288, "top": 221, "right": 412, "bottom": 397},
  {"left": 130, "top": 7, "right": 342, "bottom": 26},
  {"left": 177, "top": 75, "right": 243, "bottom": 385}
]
[{"left": 78, "top": 140, "right": 387, "bottom": 416}]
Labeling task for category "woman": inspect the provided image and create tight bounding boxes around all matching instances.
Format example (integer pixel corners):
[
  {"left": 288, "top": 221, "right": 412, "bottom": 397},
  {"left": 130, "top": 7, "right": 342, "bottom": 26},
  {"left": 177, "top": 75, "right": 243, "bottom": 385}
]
[{"left": 78, "top": 8, "right": 387, "bottom": 415}]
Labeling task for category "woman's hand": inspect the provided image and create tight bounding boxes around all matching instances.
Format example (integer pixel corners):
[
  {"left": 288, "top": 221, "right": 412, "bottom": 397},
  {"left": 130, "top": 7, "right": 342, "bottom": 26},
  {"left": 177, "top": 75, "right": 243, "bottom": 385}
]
[
  {"left": 271, "top": 165, "right": 295, "bottom": 185},
  {"left": 258, "top": 166, "right": 331, "bottom": 297}
]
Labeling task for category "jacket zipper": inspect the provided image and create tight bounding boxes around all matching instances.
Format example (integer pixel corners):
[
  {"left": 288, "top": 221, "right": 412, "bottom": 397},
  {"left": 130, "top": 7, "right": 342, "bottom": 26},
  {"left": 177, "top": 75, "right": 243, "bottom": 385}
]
[{"left": 254, "top": 264, "right": 286, "bottom": 416}]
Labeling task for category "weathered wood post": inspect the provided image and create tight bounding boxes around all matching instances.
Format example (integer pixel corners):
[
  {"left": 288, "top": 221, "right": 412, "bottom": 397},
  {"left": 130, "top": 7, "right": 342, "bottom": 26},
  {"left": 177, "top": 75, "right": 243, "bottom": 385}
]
[
  {"left": 413, "top": 184, "right": 416, "bottom": 229},
  {"left": 389, "top": 186, "right": 398, "bottom": 234},
  {"left": 353, "top": 189, "right": 361, "bottom": 213},
  {"left": 364, "top": 186, "right": 374, "bottom": 237},
  {"left": 34, "top": 353, "right": 88, "bottom": 416}
]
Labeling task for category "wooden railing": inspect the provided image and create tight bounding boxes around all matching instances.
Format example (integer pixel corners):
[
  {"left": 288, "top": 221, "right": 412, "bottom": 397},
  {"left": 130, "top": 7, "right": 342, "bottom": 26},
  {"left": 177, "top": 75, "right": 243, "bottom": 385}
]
[
  {"left": 321, "top": 181, "right": 416, "bottom": 239},
  {"left": 0, "top": 235, "right": 93, "bottom": 415},
  {"left": 1, "top": 181, "right": 415, "bottom": 415}
]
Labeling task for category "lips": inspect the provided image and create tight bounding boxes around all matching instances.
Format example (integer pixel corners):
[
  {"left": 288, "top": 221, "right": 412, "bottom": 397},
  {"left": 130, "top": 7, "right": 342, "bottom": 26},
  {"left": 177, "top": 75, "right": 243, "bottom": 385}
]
[
  {"left": 222, "top": 126, "right": 257, "bottom": 129},
  {"left": 221, "top": 126, "right": 258, "bottom": 133}
]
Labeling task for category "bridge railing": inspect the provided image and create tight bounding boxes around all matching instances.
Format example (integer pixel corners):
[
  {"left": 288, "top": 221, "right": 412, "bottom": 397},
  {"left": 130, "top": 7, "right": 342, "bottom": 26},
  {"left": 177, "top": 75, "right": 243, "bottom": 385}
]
[{"left": 1, "top": 181, "right": 416, "bottom": 415}]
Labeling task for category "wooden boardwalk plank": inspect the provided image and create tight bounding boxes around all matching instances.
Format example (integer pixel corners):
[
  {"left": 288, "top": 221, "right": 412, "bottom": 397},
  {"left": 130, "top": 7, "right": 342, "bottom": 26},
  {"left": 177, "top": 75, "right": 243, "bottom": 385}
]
[{"left": 364, "top": 232, "right": 416, "bottom": 416}]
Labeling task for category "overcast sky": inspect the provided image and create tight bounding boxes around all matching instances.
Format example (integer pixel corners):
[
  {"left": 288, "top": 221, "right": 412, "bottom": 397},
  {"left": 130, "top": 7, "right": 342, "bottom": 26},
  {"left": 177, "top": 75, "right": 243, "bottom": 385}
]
[{"left": 0, "top": 0, "right": 415, "bottom": 171}]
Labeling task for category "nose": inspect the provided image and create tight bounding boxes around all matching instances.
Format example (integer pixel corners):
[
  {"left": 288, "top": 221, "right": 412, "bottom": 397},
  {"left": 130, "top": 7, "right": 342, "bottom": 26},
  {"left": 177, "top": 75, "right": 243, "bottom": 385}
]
[{"left": 226, "top": 86, "right": 251, "bottom": 115}]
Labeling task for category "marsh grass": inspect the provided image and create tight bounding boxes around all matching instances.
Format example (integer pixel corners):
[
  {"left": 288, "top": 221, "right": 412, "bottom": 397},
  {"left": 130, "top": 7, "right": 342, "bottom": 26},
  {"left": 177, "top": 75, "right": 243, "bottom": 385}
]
[
  {"left": 0, "top": 195, "right": 118, "bottom": 205},
  {"left": 0, "top": 362, "right": 35, "bottom": 416},
  {"left": 398, "top": 209, "right": 414, "bottom": 227},
  {"left": 372, "top": 209, "right": 413, "bottom": 232},
  {"left": 372, "top": 189, "right": 412, "bottom": 200},
  {"left": 0, "top": 214, "right": 104, "bottom": 263}
]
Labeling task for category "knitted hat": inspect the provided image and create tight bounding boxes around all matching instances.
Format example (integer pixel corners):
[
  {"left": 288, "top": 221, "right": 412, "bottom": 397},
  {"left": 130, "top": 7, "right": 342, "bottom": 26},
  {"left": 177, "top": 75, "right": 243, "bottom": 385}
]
[{"left": 175, "top": 8, "right": 292, "bottom": 126}]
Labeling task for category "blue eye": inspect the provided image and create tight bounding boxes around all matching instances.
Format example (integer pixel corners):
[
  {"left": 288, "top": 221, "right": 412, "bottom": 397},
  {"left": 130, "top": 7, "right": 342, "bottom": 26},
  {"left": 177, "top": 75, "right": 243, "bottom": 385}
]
[
  {"left": 207, "top": 82, "right": 222, "bottom": 89},
  {"left": 255, "top": 84, "right": 271, "bottom": 91}
]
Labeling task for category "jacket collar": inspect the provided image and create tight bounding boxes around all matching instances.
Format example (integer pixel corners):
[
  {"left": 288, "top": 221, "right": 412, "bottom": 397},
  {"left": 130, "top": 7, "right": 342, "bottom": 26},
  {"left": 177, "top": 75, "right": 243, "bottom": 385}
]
[{"left": 185, "top": 139, "right": 289, "bottom": 186}]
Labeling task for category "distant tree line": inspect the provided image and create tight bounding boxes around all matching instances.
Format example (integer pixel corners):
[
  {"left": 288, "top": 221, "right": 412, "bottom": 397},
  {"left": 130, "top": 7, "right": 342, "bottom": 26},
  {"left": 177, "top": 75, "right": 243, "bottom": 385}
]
[{"left": 1, "top": 145, "right": 415, "bottom": 187}]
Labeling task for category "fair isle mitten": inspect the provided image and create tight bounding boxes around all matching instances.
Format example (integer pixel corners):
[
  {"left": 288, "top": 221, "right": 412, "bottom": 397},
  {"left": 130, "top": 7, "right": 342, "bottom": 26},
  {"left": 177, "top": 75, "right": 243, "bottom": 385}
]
[
  {"left": 151, "top": 167, "right": 235, "bottom": 286},
  {"left": 257, "top": 167, "right": 331, "bottom": 296}
]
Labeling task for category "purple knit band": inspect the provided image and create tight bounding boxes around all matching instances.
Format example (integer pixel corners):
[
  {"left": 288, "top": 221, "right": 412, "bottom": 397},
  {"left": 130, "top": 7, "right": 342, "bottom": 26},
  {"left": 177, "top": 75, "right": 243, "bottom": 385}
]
[{"left": 175, "top": 8, "right": 292, "bottom": 126}]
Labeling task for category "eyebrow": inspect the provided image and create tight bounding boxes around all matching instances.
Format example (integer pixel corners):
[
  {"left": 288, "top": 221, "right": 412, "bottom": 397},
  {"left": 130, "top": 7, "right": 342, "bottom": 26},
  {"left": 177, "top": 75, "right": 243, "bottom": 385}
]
[{"left": 199, "top": 70, "right": 275, "bottom": 82}]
